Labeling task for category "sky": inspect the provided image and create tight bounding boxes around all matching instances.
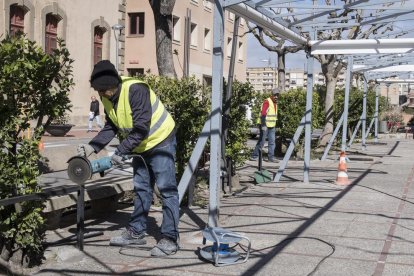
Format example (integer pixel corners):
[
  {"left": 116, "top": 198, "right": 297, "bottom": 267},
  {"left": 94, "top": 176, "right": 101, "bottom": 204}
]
[
  {"left": 246, "top": 33, "right": 322, "bottom": 71},
  {"left": 246, "top": 33, "right": 308, "bottom": 70}
]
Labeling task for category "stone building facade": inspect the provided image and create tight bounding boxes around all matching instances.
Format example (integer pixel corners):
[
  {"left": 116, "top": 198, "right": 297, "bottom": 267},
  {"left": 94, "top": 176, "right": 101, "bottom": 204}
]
[
  {"left": 1, "top": 0, "right": 124, "bottom": 125},
  {"left": 1, "top": 1, "right": 247, "bottom": 125}
]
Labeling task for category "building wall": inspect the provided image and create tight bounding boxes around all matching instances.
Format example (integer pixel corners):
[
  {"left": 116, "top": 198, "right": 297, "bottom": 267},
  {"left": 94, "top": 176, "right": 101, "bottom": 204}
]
[
  {"left": 246, "top": 67, "right": 277, "bottom": 93},
  {"left": 0, "top": 0, "right": 124, "bottom": 125},
  {"left": 124, "top": 0, "right": 247, "bottom": 82}
]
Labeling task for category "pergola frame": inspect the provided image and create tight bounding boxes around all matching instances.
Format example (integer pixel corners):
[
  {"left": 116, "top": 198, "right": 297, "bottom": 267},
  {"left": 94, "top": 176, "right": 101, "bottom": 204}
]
[{"left": 177, "top": 0, "right": 414, "bottom": 227}]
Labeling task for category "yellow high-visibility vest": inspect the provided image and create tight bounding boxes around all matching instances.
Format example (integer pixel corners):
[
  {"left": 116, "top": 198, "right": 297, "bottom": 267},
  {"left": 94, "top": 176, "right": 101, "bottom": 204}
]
[
  {"left": 256, "top": 98, "right": 278, "bottom": 127},
  {"left": 102, "top": 77, "right": 175, "bottom": 153},
  {"left": 265, "top": 98, "right": 277, "bottom": 128}
]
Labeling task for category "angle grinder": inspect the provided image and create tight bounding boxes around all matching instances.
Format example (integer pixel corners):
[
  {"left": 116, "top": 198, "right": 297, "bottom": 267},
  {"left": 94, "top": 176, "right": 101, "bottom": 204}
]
[{"left": 67, "top": 156, "right": 113, "bottom": 184}]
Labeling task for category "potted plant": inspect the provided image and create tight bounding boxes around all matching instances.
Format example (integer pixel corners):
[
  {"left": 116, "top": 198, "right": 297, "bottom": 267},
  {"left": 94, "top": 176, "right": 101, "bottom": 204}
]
[{"left": 45, "top": 113, "right": 74, "bottom": 136}]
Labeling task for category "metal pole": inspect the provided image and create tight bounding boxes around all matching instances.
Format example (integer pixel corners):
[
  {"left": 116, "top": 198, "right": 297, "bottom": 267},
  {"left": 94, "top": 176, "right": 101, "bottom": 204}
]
[
  {"left": 77, "top": 185, "right": 85, "bottom": 251},
  {"left": 178, "top": 118, "right": 210, "bottom": 204},
  {"left": 208, "top": 0, "right": 224, "bottom": 228},
  {"left": 184, "top": 9, "right": 191, "bottom": 77},
  {"left": 365, "top": 117, "right": 375, "bottom": 139},
  {"left": 275, "top": 116, "right": 305, "bottom": 182},
  {"left": 115, "top": 33, "right": 119, "bottom": 71},
  {"left": 321, "top": 113, "right": 345, "bottom": 161},
  {"left": 362, "top": 77, "right": 367, "bottom": 150},
  {"left": 341, "top": 56, "right": 353, "bottom": 152},
  {"left": 222, "top": 16, "right": 240, "bottom": 193},
  {"left": 224, "top": 16, "right": 240, "bottom": 141},
  {"left": 386, "top": 84, "right": 390, "bottom": 109},
  {"left": 347, "top": 117, "right": 361, "bottom": 149},
  {"left": 303, "top": 51, "right": 314, "bottom": 183},
  {"left": 374, "top": 85, "right": 379, "bottom": 143}
]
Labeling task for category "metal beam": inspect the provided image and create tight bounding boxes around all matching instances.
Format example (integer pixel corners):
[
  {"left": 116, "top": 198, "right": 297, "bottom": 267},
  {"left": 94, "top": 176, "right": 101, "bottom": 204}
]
[
  {"left": 290, "top": 0, "right": 368, "bottom": 27},
  {"left": 376, "top": 79, "right": 414, "bottom": 83},
  {"left": 341, "top": 56, "right": 353, "bottom": 152},
  {"left": 226, "top": 3, "right": 307, "bottom": 45},
  {"left": 178, "top": 119, "right": 210, "bottom": 204},
  {"left": 208, "top": 0, "right": 225, "bottom": 228},
  {"left": 310, "top": 38, "right": 414, "bottom": 55},
  {"left": 303, "top": 52, "right": 314, "bottom": 183}
]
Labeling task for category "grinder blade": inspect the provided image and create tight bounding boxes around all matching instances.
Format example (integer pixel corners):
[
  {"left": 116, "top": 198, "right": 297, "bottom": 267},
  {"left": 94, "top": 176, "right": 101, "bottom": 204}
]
[{"left": 67, "top": 156, "right": 92, "bottom": 184}]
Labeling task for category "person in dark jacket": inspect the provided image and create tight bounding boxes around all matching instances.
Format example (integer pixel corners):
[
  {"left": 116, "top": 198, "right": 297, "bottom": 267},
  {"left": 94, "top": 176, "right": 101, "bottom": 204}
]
[
  {"left": 87, "top": 96, "right": 103, "bottom": 132},
  {"left": 77, "top": 60, "right": 179, "bottom": 257}
]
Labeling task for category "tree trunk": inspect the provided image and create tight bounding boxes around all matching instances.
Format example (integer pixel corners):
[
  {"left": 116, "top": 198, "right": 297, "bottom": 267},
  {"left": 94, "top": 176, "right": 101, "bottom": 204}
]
[
  {"left": 319, "top": 77, "right": 338, "bottom": 146},
  {"left": 277, "top": 53, "right": 285, "bottom": 91},
  {"left": 149, "top": 0, "right": 177, "bottom": 78}
]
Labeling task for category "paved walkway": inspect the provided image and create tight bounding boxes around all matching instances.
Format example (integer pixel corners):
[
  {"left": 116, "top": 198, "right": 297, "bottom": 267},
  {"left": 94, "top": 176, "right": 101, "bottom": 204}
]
[{"left": 29, "top": 137, "right": 414, "bottom": 275}]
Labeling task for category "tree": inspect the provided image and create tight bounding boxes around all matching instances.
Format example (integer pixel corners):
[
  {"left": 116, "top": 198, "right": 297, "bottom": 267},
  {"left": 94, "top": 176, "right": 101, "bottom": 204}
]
[
  {"left": 310, "top": 1, "right": 395, "bottom": 146},
  {"left": 149, "top": 0, "right": 177, "bottom": 78},
  {"left": 247, "top": 25, "right": 303, "bottom": 91}
]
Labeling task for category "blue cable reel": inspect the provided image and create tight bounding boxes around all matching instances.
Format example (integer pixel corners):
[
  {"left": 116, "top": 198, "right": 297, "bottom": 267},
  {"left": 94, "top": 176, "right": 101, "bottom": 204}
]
[{"left": 200, "top": 227, "right": 251, "bottom": 266}]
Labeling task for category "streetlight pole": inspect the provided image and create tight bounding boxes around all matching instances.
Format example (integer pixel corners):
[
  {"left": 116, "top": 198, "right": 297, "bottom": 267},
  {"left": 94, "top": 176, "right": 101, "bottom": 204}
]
[{"left": 112, "top": 24, "right": 124, "bottom": 72}]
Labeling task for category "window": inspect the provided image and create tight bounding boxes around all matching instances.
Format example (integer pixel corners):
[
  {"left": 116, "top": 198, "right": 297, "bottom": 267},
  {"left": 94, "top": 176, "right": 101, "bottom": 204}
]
[
  {"left": 203, "top": 28, "right": 211, "bottom": 51},
  {"left": 228, "top": 11, "right": 235, "bottom": 21},
  {"left": 10, "top": 5, "right": 25, "bottom": 37},
  {"left": 129, "top": 12, "right": 145, "bottom": 35},
  {"left": 203, "top": 0, "right": 212, "bottom": 10},
  {"left": 226, "top": 37, "right": 232, "bottom": 58},
  {"left": 172, "top": 16, "right": 181, "bottom": 42},
  {"left": 45, "top": 14, "right": 58, "bottom": 54},
  {"left": 93, "top": 27, "right": 104, "bottom": 65},
  {"left": 238, "top": 41, "right": 243, "bottom": 61},
  {"left": 128, "top": 68, "right": 144, "bottom": 77},
  {"left": 190, "top": 23, "right": 198, "bottom": 47}
]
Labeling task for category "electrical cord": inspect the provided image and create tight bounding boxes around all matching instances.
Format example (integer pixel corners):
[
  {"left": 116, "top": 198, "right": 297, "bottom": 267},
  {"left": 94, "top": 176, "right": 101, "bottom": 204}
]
[
  {"left": 237, "top": 236, "right": 335, "bottom": 276},
  {"left": 279, "top": 237, "right": 335, "bottom": 276}
]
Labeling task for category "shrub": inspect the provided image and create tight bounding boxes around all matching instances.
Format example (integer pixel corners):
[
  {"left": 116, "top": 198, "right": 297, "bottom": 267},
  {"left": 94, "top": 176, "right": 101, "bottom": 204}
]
[
  {"left": 141, "top": 75, "right": 255, "bottom": 176},
  {"left": 223, "top": 80, "right": 256, "bottom": 167},
  {"left": 0, "top": 34, "right": 74, "bottom": 267},
  {"left": 142, "top": 75, "right": 210, "bottom": 176},
  {"left": 250, "top": 88, "right": 324, "bottom": 155}
]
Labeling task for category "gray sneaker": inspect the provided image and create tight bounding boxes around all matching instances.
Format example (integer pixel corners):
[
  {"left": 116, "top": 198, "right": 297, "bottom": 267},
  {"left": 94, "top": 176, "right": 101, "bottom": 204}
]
[
  {"left": 109, "top": 228, "right": 146, "bottom": 246},
  {"left": 150, "top": 237, "right": 179, "bottom": 257}
]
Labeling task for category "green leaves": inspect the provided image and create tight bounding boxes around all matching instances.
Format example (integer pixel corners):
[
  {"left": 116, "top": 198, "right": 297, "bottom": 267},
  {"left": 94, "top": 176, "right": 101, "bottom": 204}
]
[{"left": 0, "top": 34, "right": 73, "bottom": 260}]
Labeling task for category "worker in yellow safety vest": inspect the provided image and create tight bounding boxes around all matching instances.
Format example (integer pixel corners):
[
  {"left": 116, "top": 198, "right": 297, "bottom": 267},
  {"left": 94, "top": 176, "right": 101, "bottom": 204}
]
[
  {"left": 250, "top": 87, "right": 279, "bottom": 163},
  {"left": 77, "top": 60, "right": 179, "bottom": 257}
]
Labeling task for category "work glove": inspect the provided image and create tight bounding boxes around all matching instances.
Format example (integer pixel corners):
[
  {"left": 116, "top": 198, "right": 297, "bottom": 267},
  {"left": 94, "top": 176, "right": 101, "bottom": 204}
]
[
  {"left": 111, "top": 151, "right": 125, "bottom": 166},
  {"left": 77, "top": 144, "right": 95, "bottom": 157},
  {"left": 261, "top": 125, "right": 267, "bottom": 132}
]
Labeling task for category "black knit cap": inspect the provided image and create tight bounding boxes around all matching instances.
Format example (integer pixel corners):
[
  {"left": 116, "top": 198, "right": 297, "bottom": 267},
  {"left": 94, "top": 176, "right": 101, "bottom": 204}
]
[{"left": 90, "top": 60, "right": 121, "bottom": 91}]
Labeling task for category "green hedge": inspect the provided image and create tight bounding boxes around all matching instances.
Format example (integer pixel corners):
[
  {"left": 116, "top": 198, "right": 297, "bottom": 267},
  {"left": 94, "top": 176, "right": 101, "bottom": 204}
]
[{"left": 141, "top": 75, "right": 255, "bottom": 175}]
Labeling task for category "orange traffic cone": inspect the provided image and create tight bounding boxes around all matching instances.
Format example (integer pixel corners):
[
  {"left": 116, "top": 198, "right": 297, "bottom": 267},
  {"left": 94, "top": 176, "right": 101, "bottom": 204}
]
[
  {"left": 336, "top": 151, "right": 350, "bottom": 186},
  {"left": 38, "top": 140, "right": 45, "bottom": 151}
]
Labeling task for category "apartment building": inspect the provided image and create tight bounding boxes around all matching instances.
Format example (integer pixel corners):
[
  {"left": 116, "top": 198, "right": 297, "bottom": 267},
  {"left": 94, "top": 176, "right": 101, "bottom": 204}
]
[
  {"left": 0, "top": 0, "right": 124, "bottom": 124},
  {"left": 246, "top": 67, "right": 277, "bottom": 93},
  {"left": 124, "top": 0, "right": 247, "bottom": 84}
]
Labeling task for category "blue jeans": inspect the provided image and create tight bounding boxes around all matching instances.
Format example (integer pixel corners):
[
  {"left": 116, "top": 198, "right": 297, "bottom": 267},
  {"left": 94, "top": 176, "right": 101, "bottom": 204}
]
[
  {"left": 252, "top": 126, "right": 276, "bottom": 160},
  {"left": 129, "top": 136, "right": 179, "bottom": 241}
]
